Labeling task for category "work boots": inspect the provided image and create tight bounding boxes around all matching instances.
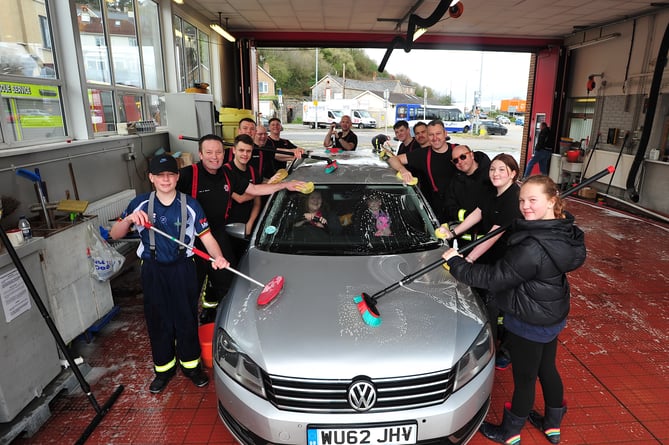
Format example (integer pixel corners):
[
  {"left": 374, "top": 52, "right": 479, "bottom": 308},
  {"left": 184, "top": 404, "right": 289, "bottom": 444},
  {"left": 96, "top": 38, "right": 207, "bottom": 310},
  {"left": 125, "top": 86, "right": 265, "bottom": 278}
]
[
  {"left": 182, "top": 363, "right": 209, "bottom": 388},
  {"left": 479, "top": 402, "right": 526, "bottom": 445},
  {"left": 149, "top": 368, "right": 176, "bottom": 394},
  {"left": 528, "top": 402, "right": 567, "bottom": 444}
]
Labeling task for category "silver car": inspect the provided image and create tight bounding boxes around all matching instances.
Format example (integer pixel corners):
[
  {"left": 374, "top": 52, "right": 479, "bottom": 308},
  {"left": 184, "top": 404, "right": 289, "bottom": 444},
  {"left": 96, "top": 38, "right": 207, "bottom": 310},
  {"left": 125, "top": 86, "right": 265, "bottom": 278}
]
[{"left": 214, "top": 152, "right": 494, "bottom": 445}]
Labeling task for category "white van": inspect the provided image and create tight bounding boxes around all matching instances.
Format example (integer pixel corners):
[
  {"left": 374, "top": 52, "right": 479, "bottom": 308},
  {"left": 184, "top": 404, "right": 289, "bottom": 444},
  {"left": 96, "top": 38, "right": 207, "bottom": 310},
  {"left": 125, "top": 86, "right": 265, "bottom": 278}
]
[{"left": 350, "top": 109, "right": 377, "bottom": 129}]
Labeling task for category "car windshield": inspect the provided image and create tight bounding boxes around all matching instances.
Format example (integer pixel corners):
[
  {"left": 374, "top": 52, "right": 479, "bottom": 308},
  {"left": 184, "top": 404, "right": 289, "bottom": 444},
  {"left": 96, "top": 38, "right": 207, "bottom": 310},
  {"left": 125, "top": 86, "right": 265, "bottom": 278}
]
[{"left": 255, "top": 184, "right": 440, "bottom": 255}]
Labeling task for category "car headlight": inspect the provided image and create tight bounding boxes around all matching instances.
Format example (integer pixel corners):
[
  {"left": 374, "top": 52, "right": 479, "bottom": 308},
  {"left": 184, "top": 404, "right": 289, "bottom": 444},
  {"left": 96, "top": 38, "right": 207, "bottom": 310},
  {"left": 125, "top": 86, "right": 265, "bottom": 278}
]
[
  {"left": 453, "top": 324, "right": 494, "bottom": 392},
  {"left": 214, "top": 327, "right": 266, "bottom": 398}
]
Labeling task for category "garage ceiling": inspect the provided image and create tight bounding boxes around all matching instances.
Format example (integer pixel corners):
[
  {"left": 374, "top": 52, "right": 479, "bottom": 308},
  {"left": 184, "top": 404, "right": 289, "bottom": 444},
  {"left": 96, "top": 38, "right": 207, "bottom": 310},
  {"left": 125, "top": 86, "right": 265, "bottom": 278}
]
[{"left": 186, "top": 0, "right": 667, "bottom": 49}]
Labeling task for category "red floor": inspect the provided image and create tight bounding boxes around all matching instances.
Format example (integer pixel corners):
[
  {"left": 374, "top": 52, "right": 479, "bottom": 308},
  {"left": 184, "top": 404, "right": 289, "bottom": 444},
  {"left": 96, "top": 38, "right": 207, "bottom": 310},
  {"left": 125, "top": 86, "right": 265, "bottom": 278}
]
[{"left": 7, "top": 198, "right": 669, "bottom": 445}]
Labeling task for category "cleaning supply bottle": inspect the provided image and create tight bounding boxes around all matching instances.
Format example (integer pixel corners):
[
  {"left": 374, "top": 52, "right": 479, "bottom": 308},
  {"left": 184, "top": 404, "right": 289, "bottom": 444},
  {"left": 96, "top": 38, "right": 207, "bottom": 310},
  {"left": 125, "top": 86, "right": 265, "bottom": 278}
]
[{"left": 18, "top": 216, "right": 32, "bottom": 240}]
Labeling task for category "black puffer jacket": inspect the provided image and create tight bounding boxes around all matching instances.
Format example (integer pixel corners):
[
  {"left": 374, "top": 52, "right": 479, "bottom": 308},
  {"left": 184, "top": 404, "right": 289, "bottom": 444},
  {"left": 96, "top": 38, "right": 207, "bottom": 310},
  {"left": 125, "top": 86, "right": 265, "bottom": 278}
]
[{"left": 447, "top": 214, "right": 586, "bottom": 326}]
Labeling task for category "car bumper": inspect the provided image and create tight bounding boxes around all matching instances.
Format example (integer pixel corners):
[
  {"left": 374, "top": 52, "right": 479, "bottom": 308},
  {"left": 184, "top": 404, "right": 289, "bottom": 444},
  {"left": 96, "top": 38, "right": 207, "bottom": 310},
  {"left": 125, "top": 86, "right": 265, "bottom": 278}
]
[{"left": 214, "top": 359, "right": 494, "bottom": 445}]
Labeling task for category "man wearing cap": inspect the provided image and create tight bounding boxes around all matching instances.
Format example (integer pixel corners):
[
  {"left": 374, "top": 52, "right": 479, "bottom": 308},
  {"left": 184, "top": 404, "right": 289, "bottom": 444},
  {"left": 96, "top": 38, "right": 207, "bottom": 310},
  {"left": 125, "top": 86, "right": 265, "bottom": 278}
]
[{"left": 111, "top": 154, "right": 229, "bottom": 394}]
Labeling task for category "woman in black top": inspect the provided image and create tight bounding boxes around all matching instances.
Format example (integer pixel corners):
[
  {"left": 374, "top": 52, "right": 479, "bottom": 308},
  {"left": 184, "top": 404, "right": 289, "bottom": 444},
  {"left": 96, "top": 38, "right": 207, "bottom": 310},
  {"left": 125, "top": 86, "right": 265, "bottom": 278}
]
[{"left": 443, "top": 175, "right": 586, "bottom": 445}]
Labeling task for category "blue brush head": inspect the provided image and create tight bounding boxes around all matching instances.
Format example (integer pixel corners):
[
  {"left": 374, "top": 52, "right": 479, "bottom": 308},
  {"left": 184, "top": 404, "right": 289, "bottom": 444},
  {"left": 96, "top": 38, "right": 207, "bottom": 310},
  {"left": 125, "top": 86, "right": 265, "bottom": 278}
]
[{"left": 16, "top": 168, "right": 40, "bottom": 183}]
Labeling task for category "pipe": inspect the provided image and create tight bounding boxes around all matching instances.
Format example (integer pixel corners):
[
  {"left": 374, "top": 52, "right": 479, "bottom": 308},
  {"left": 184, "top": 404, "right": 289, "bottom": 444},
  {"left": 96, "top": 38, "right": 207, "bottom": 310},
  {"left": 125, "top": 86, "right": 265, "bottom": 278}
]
[
  {"left": 1, "top": 144, "right": 134, "bottom": 173},
  {"left": 626, "top": 21, "right": 669, "bottom": 202}
]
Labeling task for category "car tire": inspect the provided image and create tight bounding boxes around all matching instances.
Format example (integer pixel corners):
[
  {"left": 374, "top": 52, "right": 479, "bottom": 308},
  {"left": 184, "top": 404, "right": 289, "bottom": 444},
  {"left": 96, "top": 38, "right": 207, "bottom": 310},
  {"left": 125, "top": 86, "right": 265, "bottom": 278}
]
[{"left": 463, "top": 126, "right": 470, "bottom": 133}]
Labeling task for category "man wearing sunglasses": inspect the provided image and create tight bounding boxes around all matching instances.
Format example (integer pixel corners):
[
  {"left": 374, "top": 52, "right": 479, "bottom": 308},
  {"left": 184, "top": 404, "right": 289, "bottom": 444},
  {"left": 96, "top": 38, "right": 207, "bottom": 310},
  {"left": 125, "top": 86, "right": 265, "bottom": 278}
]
[
  {"left": 388, "top": 119, "right": 457, "bottom": 222},
  {"left": 443, "top": 145, "right": 495, "bottom": 246}
]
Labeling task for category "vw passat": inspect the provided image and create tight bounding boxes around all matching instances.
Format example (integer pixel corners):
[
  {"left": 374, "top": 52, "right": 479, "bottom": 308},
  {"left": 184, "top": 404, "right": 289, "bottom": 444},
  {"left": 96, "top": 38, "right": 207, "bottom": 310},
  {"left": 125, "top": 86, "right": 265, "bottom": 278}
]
[{"left": 214, "top": 152, "right": 494, "bottom": 445}]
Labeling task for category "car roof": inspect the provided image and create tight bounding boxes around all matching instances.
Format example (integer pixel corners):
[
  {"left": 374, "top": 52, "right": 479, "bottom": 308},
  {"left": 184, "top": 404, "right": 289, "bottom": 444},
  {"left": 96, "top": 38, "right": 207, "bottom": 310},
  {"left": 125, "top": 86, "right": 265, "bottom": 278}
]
[{"left": 287, "top": 150, "right": 402, "bottom": 185}]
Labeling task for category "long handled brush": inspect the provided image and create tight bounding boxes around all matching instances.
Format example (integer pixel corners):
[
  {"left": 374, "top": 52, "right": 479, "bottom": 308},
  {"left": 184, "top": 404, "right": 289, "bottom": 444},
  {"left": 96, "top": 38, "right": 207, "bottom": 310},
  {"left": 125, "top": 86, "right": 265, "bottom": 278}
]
[
  {"left": 16, "top": 168, "right": 53, "bottom": 229},
  {"left": 355, "top": 166, "right": 615, "bottom": 327},
  {"left": 143, "top": 222, "right": 284, "bottom": 305}
]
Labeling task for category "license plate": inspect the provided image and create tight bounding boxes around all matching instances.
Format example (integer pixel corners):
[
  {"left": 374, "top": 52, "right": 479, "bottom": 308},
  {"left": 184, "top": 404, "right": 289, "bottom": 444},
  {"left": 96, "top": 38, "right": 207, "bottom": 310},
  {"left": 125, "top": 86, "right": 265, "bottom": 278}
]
[{"left": 307, "top": 423, "right": 417, "bottom": 445}]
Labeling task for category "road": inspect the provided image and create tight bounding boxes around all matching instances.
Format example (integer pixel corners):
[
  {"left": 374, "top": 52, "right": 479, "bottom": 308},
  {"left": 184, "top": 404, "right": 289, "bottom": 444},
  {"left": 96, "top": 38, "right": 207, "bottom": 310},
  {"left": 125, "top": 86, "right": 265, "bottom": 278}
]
[{"left": 278, "top": 122, "right": 523, "bottom": 161}]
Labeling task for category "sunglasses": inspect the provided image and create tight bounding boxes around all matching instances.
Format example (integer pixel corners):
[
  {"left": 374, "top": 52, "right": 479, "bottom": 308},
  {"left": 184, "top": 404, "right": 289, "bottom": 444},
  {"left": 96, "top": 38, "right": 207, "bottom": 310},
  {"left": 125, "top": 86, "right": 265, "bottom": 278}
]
[{"left": 451, "top": 153, "right": 470, "bottom": 164}]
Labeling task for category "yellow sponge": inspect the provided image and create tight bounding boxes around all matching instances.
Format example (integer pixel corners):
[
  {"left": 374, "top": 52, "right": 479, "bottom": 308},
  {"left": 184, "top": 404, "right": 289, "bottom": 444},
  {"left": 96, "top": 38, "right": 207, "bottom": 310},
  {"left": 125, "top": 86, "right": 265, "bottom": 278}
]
[
  {"left": 267, "top": 169, "right": 288, "bottom": 184},
  {"left": 295, "top": 181, "right": 315, "bottom": 194},
  {"left": 435, "top": 223, "right": 450, "bottom": 240},
  {"left": 396, "top": 171, "right": 418, "bottom": 185}
]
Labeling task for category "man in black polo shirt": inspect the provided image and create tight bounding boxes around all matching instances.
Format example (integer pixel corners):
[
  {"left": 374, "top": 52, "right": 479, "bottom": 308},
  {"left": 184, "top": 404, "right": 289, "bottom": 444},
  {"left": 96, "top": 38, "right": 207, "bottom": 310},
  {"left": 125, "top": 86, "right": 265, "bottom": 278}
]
[
  {"left": 387, "top": 119, "right": 458, "bottom": 222},
  {"left": 394, "top": 120, "right": 420, "bottom": 155},
  {"left": 177, "top": 134, "right": 306, "bottom": 322}
]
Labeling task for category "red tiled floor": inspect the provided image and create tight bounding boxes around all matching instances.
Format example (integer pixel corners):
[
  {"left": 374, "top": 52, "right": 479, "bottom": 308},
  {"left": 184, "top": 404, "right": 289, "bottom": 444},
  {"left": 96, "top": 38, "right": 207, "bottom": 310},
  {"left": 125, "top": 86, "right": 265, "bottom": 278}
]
[{"left": 6, "top": 198, "right": 669, "bottom": 444}]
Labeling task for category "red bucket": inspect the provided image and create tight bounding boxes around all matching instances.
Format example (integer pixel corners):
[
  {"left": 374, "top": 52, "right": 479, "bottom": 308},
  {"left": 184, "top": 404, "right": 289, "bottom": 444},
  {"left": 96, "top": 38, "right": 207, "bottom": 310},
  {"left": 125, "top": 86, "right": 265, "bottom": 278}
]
[
  {"left": 199, "top": 323, "right": 215, "bottom": 368},
  {"left": 566, "top": 150, "right": 580, "bottom": 163}
]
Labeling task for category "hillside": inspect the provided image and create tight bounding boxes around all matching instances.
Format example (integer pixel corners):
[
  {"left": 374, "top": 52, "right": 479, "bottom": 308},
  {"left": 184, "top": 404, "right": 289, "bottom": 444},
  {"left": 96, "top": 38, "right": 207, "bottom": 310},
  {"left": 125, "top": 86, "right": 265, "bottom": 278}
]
[{"left": 257, "top": 48, "right": 451, "bottom": 104}]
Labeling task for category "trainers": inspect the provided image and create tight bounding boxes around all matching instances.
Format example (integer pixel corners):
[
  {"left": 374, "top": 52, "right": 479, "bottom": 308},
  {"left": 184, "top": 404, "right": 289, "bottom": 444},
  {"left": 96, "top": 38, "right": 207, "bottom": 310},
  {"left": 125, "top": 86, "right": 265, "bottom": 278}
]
[
  {"left": 495, "top": 354, "right": 511, "bottom": 370},
  {"left": 149, "top": 368, "right": 176, "bottom": 394},
  {"left": 183, "top": 364, "right": 209, "bottom": 388}
]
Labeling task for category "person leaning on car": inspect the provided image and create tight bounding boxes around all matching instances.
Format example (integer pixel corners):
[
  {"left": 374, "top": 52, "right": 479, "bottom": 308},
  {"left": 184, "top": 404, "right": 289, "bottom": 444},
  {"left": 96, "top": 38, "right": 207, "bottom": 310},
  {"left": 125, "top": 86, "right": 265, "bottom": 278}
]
[
  {"left": 387, "top": 119, "right": 457, "bottom": 223},
  {"left": 394, "top": 120, "right": 420, "bottom": 155},
  {"left": 443, "top": 144, "right": 495, "bottom": 245},
  {"left": 324, "top": 115, "right": 358, "bottom": 151},
  {"left": 177, "top": 134, "right": 308, "bottom": 323}
]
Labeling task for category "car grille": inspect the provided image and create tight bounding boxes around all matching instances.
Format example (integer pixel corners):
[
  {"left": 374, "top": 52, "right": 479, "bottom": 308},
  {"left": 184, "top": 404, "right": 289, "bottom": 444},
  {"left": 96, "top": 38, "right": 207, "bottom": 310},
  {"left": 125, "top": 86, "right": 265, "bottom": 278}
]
[{"left": 263, "top": 369, "right": 455, "bottom": 413}]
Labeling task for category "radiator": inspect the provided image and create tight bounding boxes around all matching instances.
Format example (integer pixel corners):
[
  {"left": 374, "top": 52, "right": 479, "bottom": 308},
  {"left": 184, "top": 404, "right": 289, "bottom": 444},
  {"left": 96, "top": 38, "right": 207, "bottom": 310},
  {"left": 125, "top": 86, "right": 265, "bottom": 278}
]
[{"left": 86, "top": 189, "right": 136, "bottom": 227}]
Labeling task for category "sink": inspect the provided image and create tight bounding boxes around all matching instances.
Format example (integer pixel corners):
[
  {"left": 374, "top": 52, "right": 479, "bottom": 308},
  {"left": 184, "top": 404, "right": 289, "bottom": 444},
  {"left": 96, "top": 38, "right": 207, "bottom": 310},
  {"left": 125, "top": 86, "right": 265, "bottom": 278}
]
[{"left": 31, "top": 215, "right": 94, "bottom": 238}]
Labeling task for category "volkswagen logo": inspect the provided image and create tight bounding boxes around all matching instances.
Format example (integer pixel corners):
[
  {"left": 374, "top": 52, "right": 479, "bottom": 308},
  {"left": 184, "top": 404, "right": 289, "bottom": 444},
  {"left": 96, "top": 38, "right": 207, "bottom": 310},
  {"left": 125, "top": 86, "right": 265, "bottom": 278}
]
[{"left": 348, "top": 380, "right": 377, "bottom": 412}]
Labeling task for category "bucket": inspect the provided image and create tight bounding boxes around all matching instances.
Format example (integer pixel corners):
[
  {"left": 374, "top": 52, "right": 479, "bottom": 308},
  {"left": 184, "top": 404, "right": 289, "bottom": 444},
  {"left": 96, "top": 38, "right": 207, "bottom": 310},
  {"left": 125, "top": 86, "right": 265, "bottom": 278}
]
[
  {"left": 199, "top": 323, "right": 215, "bottom": 368},
  {"left": 566, "top": 149, "right": 580, "bottom": 163},
  {"left": 559, "top": 138, "right": 574, "bottom": 155}
]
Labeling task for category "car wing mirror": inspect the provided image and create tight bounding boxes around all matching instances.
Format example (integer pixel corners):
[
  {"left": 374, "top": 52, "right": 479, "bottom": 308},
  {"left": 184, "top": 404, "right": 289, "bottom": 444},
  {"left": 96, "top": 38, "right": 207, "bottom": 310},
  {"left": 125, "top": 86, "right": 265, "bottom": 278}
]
[{"left": 225, "top": 223, "right": 247, "bottom": 239}]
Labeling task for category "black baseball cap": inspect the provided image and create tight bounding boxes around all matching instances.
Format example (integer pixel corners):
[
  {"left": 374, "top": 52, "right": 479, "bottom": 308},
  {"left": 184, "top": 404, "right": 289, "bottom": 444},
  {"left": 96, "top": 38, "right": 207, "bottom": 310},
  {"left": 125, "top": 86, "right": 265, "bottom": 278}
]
[{"left": 149, "top": 154, "right": 178, "bottom": 174}]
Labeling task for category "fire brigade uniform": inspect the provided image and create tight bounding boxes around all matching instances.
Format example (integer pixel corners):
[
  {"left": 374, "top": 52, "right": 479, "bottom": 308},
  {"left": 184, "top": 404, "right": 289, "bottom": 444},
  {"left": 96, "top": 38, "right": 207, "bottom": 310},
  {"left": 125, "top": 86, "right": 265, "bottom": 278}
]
[
  {"left": 404, "top": 142, "right": 458, "bottom": 222},
  {"left": 122, "top": 191, "right": 210, "bottom": 374},
  {"left": 177, "top": 162, "right": 249, "bottom": 308},
  {"left": 444, "top": 151, "right": 495, "bottom": 244}
]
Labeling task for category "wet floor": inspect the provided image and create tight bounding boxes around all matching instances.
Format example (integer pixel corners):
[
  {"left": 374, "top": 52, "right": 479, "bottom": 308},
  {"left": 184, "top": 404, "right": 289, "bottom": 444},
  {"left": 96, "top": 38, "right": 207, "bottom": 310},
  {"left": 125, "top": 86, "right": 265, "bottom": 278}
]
[{"left": 7, "top": 197, "right": 669, "bottom": 445}]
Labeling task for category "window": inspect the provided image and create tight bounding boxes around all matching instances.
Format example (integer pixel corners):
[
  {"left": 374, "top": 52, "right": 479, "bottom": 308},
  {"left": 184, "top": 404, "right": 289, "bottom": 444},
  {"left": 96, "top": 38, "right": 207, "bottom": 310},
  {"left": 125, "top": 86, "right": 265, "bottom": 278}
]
[
  {"left": 259, "top": 81, "right": 269, "bottom": 94},
  {"left": 173, "top": 15, "right": 211, "bottom": 91},
  {"left": 76, "top": 0, "right": 166, "bottom": 134},
  {"left": 1, "top": 1, "right": 64, "bottom": 145},
  {"left": 39, "top": 16, "right": 52, "bottom": 50}
]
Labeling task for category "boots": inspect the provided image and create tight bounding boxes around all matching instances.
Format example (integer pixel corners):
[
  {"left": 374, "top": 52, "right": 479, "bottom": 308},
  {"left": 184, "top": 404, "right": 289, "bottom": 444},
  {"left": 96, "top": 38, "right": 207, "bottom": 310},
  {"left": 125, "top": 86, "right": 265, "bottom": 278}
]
[
  {"left": 479, "top": 402, "right": 526, "bottom": 444},
  {"left": 528, "top": 403, "right": 567, "bottom": 444}
]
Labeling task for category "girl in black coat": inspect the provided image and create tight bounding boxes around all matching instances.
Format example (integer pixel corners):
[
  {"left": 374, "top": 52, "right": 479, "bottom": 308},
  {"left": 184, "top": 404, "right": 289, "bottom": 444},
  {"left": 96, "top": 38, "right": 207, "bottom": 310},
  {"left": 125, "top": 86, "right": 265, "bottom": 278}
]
[{"left": 443, "top": 175, "right": 586, "bottom": 445}]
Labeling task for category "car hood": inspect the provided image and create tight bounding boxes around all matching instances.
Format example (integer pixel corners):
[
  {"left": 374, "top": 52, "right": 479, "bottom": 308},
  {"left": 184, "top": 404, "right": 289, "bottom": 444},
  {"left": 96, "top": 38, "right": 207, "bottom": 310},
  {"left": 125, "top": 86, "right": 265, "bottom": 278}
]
[{"left": 219, "top": 248, "right": 487, "bottom": 379}]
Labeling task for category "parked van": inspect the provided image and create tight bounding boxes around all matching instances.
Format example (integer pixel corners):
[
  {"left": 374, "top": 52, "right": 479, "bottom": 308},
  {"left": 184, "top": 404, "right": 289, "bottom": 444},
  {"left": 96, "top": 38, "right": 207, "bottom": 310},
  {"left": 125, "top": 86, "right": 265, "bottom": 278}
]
[
  {"left": 302, "top": 102, "right": 342, "bottom": 128},
  {"left": 350, "top": 109, "right": 377, "bottom": 128}
]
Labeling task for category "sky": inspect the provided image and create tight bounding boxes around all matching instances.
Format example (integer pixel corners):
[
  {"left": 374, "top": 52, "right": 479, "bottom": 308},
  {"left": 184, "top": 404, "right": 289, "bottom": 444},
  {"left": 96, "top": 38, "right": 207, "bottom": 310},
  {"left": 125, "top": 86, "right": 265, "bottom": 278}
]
[{"left": 365, "top": 49, "right": 531, "bottom": 111}]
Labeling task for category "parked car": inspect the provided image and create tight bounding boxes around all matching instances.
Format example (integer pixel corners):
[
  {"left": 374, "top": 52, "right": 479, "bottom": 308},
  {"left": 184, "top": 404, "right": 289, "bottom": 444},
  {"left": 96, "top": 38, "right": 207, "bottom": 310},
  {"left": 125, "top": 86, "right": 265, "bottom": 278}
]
[
  {"left": 515, "top": 116, "right": 525, "bottom": 126},
  {"left": 480, "top": 120, "right": 508, "bottom": 135},
  {"left": 214, "top": 152, "right": 494, "bottom": 445},
  {"left": 496, "top": 115, "right": 511, "bottom": 125}
]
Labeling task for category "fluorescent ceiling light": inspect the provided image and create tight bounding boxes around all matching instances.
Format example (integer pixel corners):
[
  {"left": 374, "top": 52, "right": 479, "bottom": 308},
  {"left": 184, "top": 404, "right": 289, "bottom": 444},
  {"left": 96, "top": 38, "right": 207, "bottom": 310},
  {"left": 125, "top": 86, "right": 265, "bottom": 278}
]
[
  {"left": 413, "top": 27, "right": 427, "bottom": 41},
  {"left": 567, "top": 33, "right": 621, "bottom": 50},
  {"left": 210, "top": 23, "right": 236, "bottom": 42}
]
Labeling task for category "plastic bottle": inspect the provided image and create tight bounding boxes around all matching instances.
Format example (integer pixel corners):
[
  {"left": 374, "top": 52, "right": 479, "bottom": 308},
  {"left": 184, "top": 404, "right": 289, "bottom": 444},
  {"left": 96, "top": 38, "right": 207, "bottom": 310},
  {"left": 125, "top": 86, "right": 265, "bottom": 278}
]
[{"left": 18, "top": 216, "right": 32, "bottom": 240}]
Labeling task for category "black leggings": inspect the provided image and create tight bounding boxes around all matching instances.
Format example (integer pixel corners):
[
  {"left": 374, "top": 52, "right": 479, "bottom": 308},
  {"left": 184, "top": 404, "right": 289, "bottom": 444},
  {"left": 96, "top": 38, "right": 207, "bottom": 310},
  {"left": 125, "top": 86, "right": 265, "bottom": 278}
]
[{"left": 506, "top": 331, "right": 563, "bottom": 417}]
